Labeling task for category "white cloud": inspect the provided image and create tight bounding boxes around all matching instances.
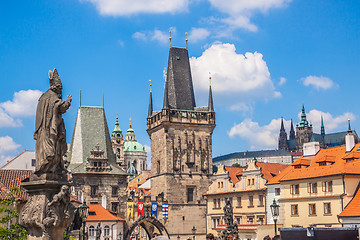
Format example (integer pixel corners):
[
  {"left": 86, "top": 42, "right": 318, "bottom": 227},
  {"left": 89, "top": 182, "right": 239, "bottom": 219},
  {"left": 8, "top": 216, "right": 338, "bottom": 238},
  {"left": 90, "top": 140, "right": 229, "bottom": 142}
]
[
  {"left": 82, "top": 0, "right": 189, "bottom": 16},
  {"left": 1, "top": 89, "right": 42, "bottom": 117},
  {"left": 117, "top": 40, "right": 125, "bottom": 47},
  {"left": 208, "top": 0, "right": 292, "bottom": 32},
  {"left": 301, "top": 76, "right": 338, "bottom": 90},
  {"left": 279, "top": 77, "right": 287, "bottom": 86},
  {"left": 0, "top": 109, "right": 22, "bottom": 128},
  {"left": 190, "top": 42, "right": 279, "bottom": 108},
  {"left": 0, "top": 136, "right": 21, "bottom": 165},
  {"left": 301, "top": 109, "right": 355, "bottom": 133},
  {"left": 229, "top": 118, "right": 290, "bottom": 149},
  {"left": 188, "top": 28, "right": 210, "bottom": 43},
  {"left": 133, "top": 28, "right": 174, "bottom": 44}
]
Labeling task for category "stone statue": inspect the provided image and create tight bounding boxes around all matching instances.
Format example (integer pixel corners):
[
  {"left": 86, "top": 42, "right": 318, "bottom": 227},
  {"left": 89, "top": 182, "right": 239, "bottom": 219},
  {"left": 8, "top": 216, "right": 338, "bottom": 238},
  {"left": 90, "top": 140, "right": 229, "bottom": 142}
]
[
  {"left": 220, "top": 199, "right": 238, "bottom": 240},
  {"left": 96, "top": 223, "right": 102, "bottom": 240},
  {"left": 34, "top": 68, "right": 72, "bottom": 175},
  {"left": 20, "top": 69, "right": 75, "bottom": 240}
]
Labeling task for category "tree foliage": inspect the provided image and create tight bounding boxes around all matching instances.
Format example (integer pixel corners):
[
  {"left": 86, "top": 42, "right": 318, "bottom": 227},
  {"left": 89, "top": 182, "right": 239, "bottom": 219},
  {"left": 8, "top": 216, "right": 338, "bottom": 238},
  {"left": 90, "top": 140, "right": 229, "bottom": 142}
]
[
  {"left": 231, "top": 163, "right": 241, "bottom": 168},
  {"left": 0, "top": 186, "right": 27, "bottom": 240}
]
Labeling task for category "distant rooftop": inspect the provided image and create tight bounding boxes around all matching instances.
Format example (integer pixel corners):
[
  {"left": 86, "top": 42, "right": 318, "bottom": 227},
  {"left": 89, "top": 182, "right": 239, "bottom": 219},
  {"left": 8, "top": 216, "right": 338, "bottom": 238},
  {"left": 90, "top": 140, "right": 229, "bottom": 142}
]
[{"left": 213, "top": 149, "right": 291, "bottom": 162}]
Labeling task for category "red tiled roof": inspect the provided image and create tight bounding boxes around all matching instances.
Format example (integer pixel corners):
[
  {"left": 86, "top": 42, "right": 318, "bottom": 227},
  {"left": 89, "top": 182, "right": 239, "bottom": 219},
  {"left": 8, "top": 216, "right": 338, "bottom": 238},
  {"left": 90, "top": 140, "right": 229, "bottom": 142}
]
[
  {"left": 0, "top": 169, "right": 31, "bottom": 200},
  {"left": 339, "top": 185, "right": 360, "bottom": 217},
  {"left": 275, "top": 144, "right": 360, "bottom": 182},
  {"left": 224, "top": 166, "right": 244, "bottom": 184},
  {"left": 86, "top": 204, "right": 125, "bottom": 222},
  {"left": 256, "top": 162, "right": 288, "bottom": 181}
]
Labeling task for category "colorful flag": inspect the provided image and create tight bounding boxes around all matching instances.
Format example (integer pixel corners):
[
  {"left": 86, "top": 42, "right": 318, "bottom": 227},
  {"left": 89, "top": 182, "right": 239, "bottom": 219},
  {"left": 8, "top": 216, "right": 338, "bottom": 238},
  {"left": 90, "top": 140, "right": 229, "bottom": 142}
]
[
  {"left": 127, "top": 202, "right": 134, "bottom": 219},
  {"left": 138, "top": 202, "right": 144, "bottom": 217},
  {"left": 151, "top": 202, "right": 158, "bottom": 218},
  {"left": 162, "top": 202, "right": 168, "bottom": 219}
]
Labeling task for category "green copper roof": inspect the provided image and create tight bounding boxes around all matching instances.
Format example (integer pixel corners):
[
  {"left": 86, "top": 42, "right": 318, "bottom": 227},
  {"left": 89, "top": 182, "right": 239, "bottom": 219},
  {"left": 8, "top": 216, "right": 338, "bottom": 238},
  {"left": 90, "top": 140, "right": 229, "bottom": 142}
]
[
  {"left": 111, "top": 116, "right": 123, "bottom": 139},
  {"left": 124, "top": 141, "right": 146, "bottom": 152},
  {"left": 297, "top": 104, "right": 311, "bottom": 128},
  {"left": 127, "top": 161, "right": 138, "bottom": 176}
]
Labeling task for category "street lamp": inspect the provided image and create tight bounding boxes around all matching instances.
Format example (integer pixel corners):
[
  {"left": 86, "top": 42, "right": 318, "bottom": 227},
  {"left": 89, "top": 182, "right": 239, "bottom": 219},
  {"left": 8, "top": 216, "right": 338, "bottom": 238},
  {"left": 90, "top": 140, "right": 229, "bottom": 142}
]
[
  {"left": 79, "top": 201, "right": 89, "bottom": 240},
  {"left": 270, "top": 199, "right": 280, "bottom": 236},
  {"left": 177, "top": 235, "right": 180, "bottom": 240},
  {"left": 191, "top": 226, "right": 196, "bottom": 240}
]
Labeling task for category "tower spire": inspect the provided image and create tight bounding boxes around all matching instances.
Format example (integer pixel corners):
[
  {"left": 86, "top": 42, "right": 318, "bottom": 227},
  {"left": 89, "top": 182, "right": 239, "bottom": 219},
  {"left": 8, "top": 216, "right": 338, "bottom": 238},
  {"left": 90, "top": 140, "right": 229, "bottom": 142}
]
[
  {"left": 321, "top": 116, "right": 325, "bottom": 136},
  {"left": 163, "top": 70, "right": 169, "bottom": 109},
  {"left": 280, "top": 117, "right": 285, "bottom": 131},
  {"left": 290, "top": 119, "right": 295, "bottom": 140},
  {"left": 208, "top": 73, "right": 214, "bottom": 112},
  {"left": 148, "top": 80, "right": 153, "bottom": 117},
  {"left": 348, "top": 119, "right": 352, "bottom": 132}
]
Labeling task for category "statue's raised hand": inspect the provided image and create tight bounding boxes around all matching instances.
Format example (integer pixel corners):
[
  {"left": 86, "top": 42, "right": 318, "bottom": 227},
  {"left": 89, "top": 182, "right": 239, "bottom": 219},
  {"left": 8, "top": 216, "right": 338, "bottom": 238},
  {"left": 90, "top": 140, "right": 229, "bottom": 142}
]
[{"left": 66, "top": 95, "right": 72, "bottom": 103}]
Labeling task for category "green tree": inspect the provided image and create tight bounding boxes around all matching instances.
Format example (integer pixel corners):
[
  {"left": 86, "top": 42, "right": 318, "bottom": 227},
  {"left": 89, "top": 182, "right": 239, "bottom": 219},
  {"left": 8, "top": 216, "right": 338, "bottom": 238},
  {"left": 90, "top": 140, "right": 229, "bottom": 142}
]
[
  {"left": 0, "top": 187, "right": 27, "bottom": 240},
  {"left": 231, "top": 163, "right": 241, "bottom": 168}
]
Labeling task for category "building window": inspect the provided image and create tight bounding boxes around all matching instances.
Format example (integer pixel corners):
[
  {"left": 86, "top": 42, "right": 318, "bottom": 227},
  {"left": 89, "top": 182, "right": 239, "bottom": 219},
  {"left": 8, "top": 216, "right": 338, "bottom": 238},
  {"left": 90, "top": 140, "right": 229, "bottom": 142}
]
[
  {"left": 291, "top": 184, "right": 299, "bottom": 195},
  {"left": 248, "top": 179, "right": 251, "bottom": 185},
  {"left": 308, "top": 183, "right": 317, "bottom": 193},
  {"left": 112, "top": 186, "right": 118, "bottom": 196},
  {"left": 236, "top": 216, "right": 242, "bottom": 224},
  {"left": 257, "top": 215, "right": 264, "bottom": 225},
  {"left": 324, "top": 202, "right": 331, "bottom": 215},
  {"left": 247, "top": 216, "right": 254, "bottom": 224},
  {"left": 212, "top": 218, "right": 220, "bottom": 228},
  {"left": 236, "top": 197, "right": 242, "bottom": 208},
  {"left": 258, "top": 195, "right": 264, "bottom": 206},
  {"left": 31, "top": 159, "right": 36, "bottom": 167},
  {"left": 309, "top": 204, "right": 316, "bottom": 216},
  {"left": 111, "top": 202, "right": 119, "bottom": 212},
  {"left": 291, "top": 204, "right": 298, "bottom": 216},
  {"left": 323, "top": 181, "right": 333, "bottom": 192},
  {"left": 252, "top": 179, "right": 255, "bottom": 185},
  {"left": 90, "top": 186, "right": 97, "bottom": 196},
  {"left": 89, "top": 226, "right": 95, "bottom": 236},
  {"left": 187, "top": 187, "right": 194, "bottom": 202},
  {"left": 275, "top": 188, "right": 280, "bottom": 196},
  {"left": 248, "top": 196, "right": 254, "bottom": 207},
  {"left": 104, "top": 225, "right": 110, "bottom": 236}
]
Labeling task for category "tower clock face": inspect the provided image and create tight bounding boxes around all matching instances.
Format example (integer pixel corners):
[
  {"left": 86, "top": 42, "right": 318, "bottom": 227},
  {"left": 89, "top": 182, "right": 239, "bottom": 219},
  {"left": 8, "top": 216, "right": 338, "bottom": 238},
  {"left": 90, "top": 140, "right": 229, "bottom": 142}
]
[{"left": 116, "top": 139, "right": 120, "bottom": 144}]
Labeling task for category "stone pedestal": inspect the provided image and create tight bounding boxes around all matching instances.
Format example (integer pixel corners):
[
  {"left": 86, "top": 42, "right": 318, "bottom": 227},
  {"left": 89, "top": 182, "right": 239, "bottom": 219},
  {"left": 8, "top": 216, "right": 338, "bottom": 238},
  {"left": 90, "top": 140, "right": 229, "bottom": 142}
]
[{"left": 20, "top": 174, "right": 75, "bottom": 240}]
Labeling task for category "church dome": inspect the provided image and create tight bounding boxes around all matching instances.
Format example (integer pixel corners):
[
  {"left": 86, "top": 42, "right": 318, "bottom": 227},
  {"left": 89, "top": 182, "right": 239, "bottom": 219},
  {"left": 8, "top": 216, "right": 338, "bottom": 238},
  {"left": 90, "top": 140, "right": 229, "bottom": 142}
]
[
  {"left": 127, "top": 161, "right": 138, "bottom": 176},
  {"left": 124, "top": 141, "right": 146, "bottom": 152}
]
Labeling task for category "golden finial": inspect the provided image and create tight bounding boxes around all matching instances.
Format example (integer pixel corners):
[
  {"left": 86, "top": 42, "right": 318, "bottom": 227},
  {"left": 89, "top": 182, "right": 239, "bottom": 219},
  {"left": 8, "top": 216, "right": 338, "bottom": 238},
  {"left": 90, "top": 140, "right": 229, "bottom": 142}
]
[
  {"left": 169, "top": 30, "right": 172, "bottom": 47},
  {"left": 209, "top": 72, "right": 212, "bottom": 86},
  {"left": 129, "top": 117, "right": 132, "bottom": 128},
  {"left": 185, "top": 32, "right": 188, "bottom": 49}
]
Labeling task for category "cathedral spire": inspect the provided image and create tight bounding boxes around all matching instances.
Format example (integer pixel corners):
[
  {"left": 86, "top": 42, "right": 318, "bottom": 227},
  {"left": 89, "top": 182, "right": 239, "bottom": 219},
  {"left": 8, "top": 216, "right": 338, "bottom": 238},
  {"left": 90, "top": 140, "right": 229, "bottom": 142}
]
[
  {"left": 321, "top": 116, "right": 325, "bottom": 136},
  {"left": 278, "top": 117, "right": 288, "bottom": 151},
  {"left": 148, "top": 80, "right": 153, "bottom": 117},
  {"left": 280, "top": 117, "right": 285, "bottom": 131},
  {"left": 290, "top": 119, "right": 295, "bottom": 140},
  {"left": 208, "top": 75, "right": 214, "bottom": 112}
]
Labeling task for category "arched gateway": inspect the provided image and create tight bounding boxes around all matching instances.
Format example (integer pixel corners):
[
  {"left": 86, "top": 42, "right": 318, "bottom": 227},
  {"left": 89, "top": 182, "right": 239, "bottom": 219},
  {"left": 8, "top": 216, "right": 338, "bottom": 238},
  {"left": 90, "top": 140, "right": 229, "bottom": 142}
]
[{"left": 125, "top": 216, "right": 169, "bottom": 240}]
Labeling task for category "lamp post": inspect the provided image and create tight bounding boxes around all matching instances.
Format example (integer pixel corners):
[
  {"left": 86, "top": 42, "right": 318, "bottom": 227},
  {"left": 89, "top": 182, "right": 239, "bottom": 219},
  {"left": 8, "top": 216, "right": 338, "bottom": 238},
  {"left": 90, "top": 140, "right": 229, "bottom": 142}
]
[
  {"left": 177, "top": 235, "right": 180, "bottom": 240},
  {"left": 79, "top": 201, "right": 89, "bottom": 240},
  {"left": 270, "top": 199, "right": 280, "bottom": 236},
  {"left": 191, "top": 226, "right": 196, "bottom": 240}
]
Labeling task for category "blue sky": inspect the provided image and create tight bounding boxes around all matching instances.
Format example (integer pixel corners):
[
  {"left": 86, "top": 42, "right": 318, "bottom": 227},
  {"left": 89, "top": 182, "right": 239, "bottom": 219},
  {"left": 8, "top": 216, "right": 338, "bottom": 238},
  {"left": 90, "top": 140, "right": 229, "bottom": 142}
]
[{"left": 0, "top": 0, "right": 359, "bottom": 165}]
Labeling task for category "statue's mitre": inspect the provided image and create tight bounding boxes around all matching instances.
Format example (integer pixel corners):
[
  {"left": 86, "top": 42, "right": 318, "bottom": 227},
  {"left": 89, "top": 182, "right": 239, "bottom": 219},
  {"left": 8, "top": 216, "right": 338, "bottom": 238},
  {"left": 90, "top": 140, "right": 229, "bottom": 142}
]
[{"left": 49, "top": 68, "right": 62, "bottom": 88}]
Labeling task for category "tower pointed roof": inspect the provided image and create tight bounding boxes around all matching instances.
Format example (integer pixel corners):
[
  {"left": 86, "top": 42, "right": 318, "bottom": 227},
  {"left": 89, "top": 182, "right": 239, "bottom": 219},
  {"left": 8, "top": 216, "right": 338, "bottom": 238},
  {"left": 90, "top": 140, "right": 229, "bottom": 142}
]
[
  {"left": 164, "top": 47, "right": 196, "bottom": 110},
  {"left": 111, "top": 115, "right": 123, "bottom": 139},
  {"left": 298, "top": 104, "right": 310, "bottom": 128},
  {"left": 280, "top": 117, "right": 285, "bottom": 131},
  {"left": 290, "top": 119, "right": 296, "bottom": 140},
  {"left": 321, "top": 116, "right": 325, "bottom": 136},
  {"left": 148, "top": 83, "right": 153, "bottom": 117},
  {"left": 208, "top": 82, "right": 214, "bottom": 112},
  {"left": 68, "top": 106, "right": 126, "bottom": 175}
]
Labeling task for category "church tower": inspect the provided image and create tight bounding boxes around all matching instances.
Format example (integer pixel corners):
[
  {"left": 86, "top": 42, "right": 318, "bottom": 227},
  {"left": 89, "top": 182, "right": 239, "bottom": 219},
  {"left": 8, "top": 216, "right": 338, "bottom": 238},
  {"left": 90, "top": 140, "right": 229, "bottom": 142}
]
[
  {"left": 147, "top": 46, "right": 216, "bottom": 238},
  {"left": 296, "top": 104, "right": 313, "bottom": 151},
  {"left": 111, "top": 115, "right": 125, "bottom": 169},
  {"left": 278, "top": 118, "right": 288, "bottom": 151}
]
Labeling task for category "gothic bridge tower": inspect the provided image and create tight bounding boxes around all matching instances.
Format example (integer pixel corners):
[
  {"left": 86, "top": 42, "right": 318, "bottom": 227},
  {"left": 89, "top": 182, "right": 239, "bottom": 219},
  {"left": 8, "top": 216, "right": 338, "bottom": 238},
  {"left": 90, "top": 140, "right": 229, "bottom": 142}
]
[{"left": 147, "top": 46, "right": 215, "bottom": 238}]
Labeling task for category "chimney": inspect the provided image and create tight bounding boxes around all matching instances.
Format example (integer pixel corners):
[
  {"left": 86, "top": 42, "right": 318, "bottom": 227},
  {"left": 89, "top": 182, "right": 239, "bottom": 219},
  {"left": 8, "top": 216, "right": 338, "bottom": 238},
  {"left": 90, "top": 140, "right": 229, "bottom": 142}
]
[
  {"left": 346, "top": 119, "right": 355, "bottom": 152},
  {"left": 303, "top": 142, "right": 320, "bottom": 156}
]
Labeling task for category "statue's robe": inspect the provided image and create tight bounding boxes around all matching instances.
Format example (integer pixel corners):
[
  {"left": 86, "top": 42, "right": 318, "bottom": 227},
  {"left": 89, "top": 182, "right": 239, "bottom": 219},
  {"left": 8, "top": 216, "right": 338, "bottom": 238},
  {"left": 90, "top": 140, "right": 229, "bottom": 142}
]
[{"left": 34, "top": 89, "right": 69, "bottom": 173}]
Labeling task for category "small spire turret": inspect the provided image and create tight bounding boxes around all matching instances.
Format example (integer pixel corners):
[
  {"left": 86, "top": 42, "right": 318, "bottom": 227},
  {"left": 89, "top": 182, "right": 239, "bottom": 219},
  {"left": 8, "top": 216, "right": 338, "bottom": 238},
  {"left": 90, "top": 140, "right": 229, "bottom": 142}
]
[
  {"left": 148, "top": 80, "right": 153, "bottom": 117},
  {"left": 321, "top": 116, "right": 325, "bottom": 136},
  {"left": 208, "top": 73, "right": 214, "bottom": 112}
]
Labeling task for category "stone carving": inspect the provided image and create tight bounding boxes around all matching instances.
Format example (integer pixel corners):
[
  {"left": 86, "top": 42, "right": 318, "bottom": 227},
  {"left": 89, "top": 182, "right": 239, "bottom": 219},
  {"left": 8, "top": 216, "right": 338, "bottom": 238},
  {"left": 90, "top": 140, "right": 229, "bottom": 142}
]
[
  {"left": 34, "top": 68, "right": 72, "bottom": 175},
  {"left": 220, "top": 199, "right": 239, "bottom": 240},
  {"left": 20, "top": 69, "right": 75, "bottom": 240},
  {"left": 95, "top": 223, "right": 102, "bottom": 240}
]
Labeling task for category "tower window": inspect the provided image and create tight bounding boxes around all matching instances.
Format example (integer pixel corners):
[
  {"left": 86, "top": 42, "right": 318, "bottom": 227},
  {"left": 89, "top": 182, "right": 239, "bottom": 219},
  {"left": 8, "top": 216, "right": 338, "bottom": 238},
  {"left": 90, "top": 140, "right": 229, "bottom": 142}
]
[
  {"left": 187, "top": 187, "right": 195, "bottom": 202},
  {"left": 31, "top": 159, "right": 36, "bottom": 166},
  {"left": 90, "top": 186, "right": 97, "bottom": 196}
]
